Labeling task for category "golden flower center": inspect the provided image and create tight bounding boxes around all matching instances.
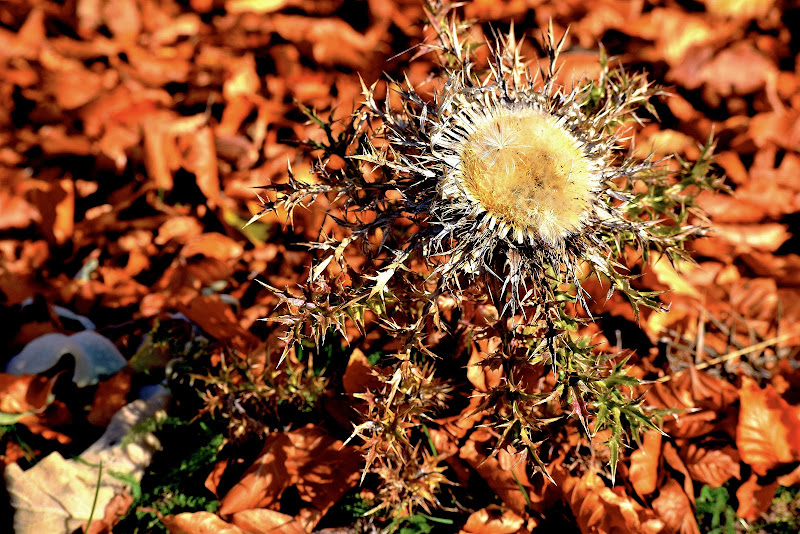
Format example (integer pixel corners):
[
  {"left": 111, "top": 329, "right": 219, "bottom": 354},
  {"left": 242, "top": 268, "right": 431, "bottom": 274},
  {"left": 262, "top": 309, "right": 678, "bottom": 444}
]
[{"left": 459, "top": 108, "right": 595, "bottom": 245}]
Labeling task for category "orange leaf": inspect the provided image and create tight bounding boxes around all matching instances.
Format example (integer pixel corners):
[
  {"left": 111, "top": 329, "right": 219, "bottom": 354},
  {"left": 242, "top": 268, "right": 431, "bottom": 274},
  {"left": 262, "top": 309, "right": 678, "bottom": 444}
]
[
  {"left": 736, "top": 471, "right": 778, "bottom": 521},
  {"left": 230, "top": 509, "right": 306, "bottom": 534},
  {"left": 556, "top": 467, "right": 665, "bottom": 534},
  {"left": 342, "top": 348, "right": 382, "bottom": 396},
  {"left": 285, "top": 426, "right": 362, "bottom": 530},
  {"left": 162, "top": 511, "right": 245, "bottom": 534},
  {"left": 219, "top": 425, "right": 361, "bottom": 530},
  {"left": 204, "top": 458, "right": 230, "bottom": 498},
  {"left": 662, "top": 441, "right": 696, "bottom": 505},
  {"left": 218, "top": 433, "right": 294, "bottom": 516},
  {"left": 461, "top": 507, "right": 525, "bottom": 534},
  {"left": 181, "top": 127, "right": 221, "bottom": 208},
  {"left": 84, "top": 491, "right": 134, "bottom": 534},
  {"left": 646, "top": 366, "right": 738, "bottom": 438},
  {"left": 737, "top": 376, "right": 800, "bottom": 475},
  {"left": 0, "top": 373, "right": 59, "bottom": 415},
  {"left": 87, "top": 369, "right": 132, "bottom": 427},
  {"left": 700, "top": 42, "right": 775, "bottom": 97},
  {"left": 629, "top": 430, "right": 662, "bottom": 497},
  {"left": 155, "top": 216, "right": 204, "bottom": 245},
  {"left": 0, "top": 189, "right": 40, "bottom": 230},
  {"left": 651, "top": 479, "right": 700, "bottom": 534},
  {"left": 703, "top": 0, "right": 775, "bottom": 18},
  {"left": 181, "top": 233, "right": 244, "bottom": 262},
  {"left": 466, "top": 336, "right": 503, "bottom": 392},
  {"left": 174, "top": 294, "right": 259, "bottom": 353},
  {"left": 681, "top": 444, "right": 740, "bottom": 488},
  {"left": 459, "top": 429, "right": 536, "bottom": 515}
]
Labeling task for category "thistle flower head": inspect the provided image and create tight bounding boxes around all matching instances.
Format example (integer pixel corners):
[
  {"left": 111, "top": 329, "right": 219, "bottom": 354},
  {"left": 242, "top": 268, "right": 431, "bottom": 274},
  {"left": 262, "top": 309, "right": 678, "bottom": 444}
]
[
  {"left": 358, "top": 19, "right": 678, "bottom": 314},
  {"left": 438, "top": 97, "right": 600, "bottom": 249}
]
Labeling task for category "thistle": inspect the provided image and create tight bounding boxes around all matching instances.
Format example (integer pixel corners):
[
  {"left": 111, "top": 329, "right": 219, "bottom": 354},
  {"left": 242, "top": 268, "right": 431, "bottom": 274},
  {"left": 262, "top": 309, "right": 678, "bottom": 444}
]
[
  {"left": 354, "top": 12, "right": 714, "bottom": 318},
  {"left": 254, "top": 0, "right": 721, "bottom": 511}
]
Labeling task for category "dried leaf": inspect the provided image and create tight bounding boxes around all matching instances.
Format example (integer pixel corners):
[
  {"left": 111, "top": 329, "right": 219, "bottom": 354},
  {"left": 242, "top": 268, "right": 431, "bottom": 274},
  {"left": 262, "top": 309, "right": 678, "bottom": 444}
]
[
  {"left": 87, "top": 370, "right": 132, "bottom": 427},
  {"left": 162, "top": 512, "right": 245, "bottom": 534},
  {"left": 219, "top": 425, "right": 361, "bottom": 531},
  {"left": 459, "top": 429, "right": 535, "bottom": 515},
  {"left": 557, "top": 467, "right": 665, "bottom": 534},
  {"left": 467, "top": 336, "right": 503, "bottom": 392},
  {"left": 681, "top": 444, "right": 740, "bottom": 488},
  {"left": 737, "top": 376, "right": 800, "bottom": 476},
  {"left": 461, "top": 507, "right": 525, "bottom": 534},
  {"left": 181, "top": 233, "right": 244, "bottom": 262},
  {"left": 342, "top": 348, "right": 382, "bottom": 396},
  {"left": 218, "top": 433, "right": 293, "bottom": 515},
  {"left": 5, "top": 392, "right": 169, "bottom": 534},
  {"left": 6, "top": 331, "right": 127, "bottom": 388},
  {"left": 0, "top": 188, "right": 40, "bottom": 231},
  {"left": 230, "top": 509, "right": 306, "bottom": 534},
  {"left": 651, "top": 479, "right": 700, "bottom": 534},
  {"left": 0, "top": 373, "right": 59, "bottom": 423},
  {"left": 703, "top": 0, "right": 775, "bottom": 19},
  {"left": 735, "top": 471, "right": 778, "bottom": 521},
  {"left": 628, "top": 430, "right": 662, "bottom": 497}
]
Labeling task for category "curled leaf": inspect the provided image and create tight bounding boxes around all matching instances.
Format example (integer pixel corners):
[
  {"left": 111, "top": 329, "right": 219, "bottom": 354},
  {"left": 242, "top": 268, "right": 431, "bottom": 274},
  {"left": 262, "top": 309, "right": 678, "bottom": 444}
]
[{"left": 6, "top": 331, "right": 127, "bottom": 388}]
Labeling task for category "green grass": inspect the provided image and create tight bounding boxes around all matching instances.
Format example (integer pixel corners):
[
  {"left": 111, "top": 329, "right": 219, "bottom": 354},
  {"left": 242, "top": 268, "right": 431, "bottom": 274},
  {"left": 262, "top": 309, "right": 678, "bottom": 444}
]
[{"left": 695, "top": 483, "right": 800, "bottom": 534}]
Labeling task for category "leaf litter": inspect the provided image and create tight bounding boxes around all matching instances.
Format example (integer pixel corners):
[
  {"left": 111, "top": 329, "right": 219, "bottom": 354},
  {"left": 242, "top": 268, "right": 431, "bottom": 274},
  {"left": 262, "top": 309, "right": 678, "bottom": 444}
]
[{"left": 0, "top": 0, "right": 799, "bottom": 533}]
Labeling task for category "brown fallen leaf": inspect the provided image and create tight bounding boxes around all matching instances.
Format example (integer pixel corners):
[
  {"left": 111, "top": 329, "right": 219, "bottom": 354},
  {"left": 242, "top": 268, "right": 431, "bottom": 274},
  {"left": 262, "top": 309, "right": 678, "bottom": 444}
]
[
  {"left": 5, "top": 392, "right": 169, "bottom": 534},
  {"left": 0, "top": 8, "right": 45, "bottom": 60},
  {"left": 342, "top": 348, "right": 383, "bottom": 396},
  {"left": 703, "top": 0, "right": 775, "bottom": 19},
  {"left": 736, "top": 471, "right": 779, "bottom": 521},
  {"left": 0, "top": 373, "right": 60, "bottom": 419},
  {"left": 460, "top": 507, "right": 526, "bottom": 534},
  {"left": 101, "top": 0, "right": 141, "bottom": 41},
  {"left": 466, "top": 336, "right": 504, "bottom": 392},
  {"left": 662, "top": 441, "right": 696, "bottom": 506},
  {"left": 628, "top": 430, "right": 662, "bottom": 497},
  {"left": 231, "top": 509, "right": 306, "bottom": 534},
  {"left": 651, "top": 479, "right": 700, "bottom": 534},
  {"left": 162, "top": 511, "right": 245, "bottom": 534},
  {"left": 646, "top": 366, "right": 739, "bottom": 438},
  {"left": 0, "top": 187, "right": 41, "bottom": 231},
  {"left": 87, "top": 369, "right": 132, "bottom": 427},
  {"left": 459, "top": 429, "right": 535, "bottom": 515},
  {"left": 219, "top": 425, "right": 362, "bottom": 531},
  {"left": 26, "top": 177, "right": 75, "bottom": 245},
  {"left": 700, "top": 42, "right": 776, "bottom": 98},
  {"left": 218, "top": 434, "right": 293, "bottom": 516},
  {"left": 181, "top": 232, "right": 244, "bottom": 262},
  {"left": 748, "top": 109, "right": 800, "bottom": 151},
  {"left": 737, "top": 376, "right": 800, "bottom": 476},
  {"left": 681, "top": 444, "right": 740, "bottom": 488},
  {"left": 270, "top": 15, "right": 383, "bottom": 70},
  {"left": 286, "top": 426, "right": 362, "bottom": 530},
  {"left": 84, "top": 491, "right": 134, "bottom": 534},
  {"left": 556, "top": 467, "right": 665, "bottom": 534},
  {"left": 174, "top": 294, "right": 259, "bottom": 353}
]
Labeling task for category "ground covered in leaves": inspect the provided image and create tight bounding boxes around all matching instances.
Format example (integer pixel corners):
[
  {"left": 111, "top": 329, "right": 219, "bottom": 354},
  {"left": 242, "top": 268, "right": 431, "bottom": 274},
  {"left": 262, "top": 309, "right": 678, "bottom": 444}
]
[{"left": 1, "top": 0, "right": 800, "bottom": 533}]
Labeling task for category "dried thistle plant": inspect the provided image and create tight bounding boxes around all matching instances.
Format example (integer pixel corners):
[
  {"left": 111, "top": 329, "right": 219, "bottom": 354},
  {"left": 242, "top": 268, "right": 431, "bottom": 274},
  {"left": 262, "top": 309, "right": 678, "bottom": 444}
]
[
  {"left": 347, "top": 359, "right": 454, "bottom": 516},
  {"left": 253, "top": 0, "right": 722, "bottom": 515}
]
